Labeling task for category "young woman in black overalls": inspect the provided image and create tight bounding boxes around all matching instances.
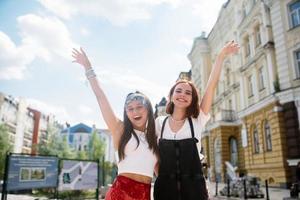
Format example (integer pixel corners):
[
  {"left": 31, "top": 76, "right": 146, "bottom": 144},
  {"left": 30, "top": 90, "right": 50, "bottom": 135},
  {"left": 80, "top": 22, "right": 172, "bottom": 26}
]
[{"left": 154, "top": 41, "right": 240, "bottom": 200}]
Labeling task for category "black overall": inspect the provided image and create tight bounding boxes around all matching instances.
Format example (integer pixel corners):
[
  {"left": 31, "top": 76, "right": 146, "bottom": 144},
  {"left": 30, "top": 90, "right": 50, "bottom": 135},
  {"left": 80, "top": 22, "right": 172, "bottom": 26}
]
[{"left": 154, "top": 117, "right": 209, "bottom": 200}]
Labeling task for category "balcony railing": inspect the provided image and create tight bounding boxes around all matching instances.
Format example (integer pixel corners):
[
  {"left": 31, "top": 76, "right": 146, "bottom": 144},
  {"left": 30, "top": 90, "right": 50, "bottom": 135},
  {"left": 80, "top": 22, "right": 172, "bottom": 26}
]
[{"left": 221, "top": 109, "right": 237, "bottom": 122}]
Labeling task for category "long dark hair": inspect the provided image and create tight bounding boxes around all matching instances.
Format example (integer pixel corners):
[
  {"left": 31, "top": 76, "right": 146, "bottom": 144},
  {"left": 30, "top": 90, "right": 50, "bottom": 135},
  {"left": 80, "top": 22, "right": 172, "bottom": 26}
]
[
  {"left": 166, "top": 80, "right": 200, "bottom": 118},
  {"left": 118, "top": 91, "right": 158, "bottom": 161}
]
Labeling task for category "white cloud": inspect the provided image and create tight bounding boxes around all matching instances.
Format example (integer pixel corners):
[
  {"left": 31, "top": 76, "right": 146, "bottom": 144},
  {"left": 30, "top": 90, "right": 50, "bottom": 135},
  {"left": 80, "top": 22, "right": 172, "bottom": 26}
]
[
  {"left": 18, "top": 14, "right": 77, "bottom": 60},
  {"left": 94, "top": 67, "right": 169, "bottom": 103},
  {"left": 78, "top": 104, "right": 93, "bottom": 115},
  {"left": 191, "top": 0, "right": 225, "bottom": 31},
  {"left": 178, "top": 37, "right": 193, "bottom": 47},
  {"left": 80, "top": 27, "right": 90, "bottom": 36},
  {"left": 26, "top": 98, "right": 104, "bottom": 127},
  {"left": 27, "top": 98, "right": 71, "bottom": 123},
  {"left": 0, "top": 14, "right": 77, "bottom": 80},
  {"left": 0, "top": 32, "right": 35, "bottom": 80},
  {"left": 38, "top": 0, "right": 183, "bottom": 26}
]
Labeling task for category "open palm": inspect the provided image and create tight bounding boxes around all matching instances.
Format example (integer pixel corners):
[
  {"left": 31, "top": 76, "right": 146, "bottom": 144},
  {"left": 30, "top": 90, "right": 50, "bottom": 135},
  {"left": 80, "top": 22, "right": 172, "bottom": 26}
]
[
  {"left": 222, "top": 40, "right": 240, "bottom": 57},
  {"left": 72, "top": 47, "right": 91, "bottom": 69}
]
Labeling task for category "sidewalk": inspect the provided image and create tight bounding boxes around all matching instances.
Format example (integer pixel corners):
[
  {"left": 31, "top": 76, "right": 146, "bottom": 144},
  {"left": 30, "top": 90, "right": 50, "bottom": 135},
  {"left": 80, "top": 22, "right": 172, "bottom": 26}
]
[
  {"left": 0, "top": 182, "right": 295, "bottom": 200},
  {"left": 207, "top": 181, "right": 292, "bottom": 200},
  {"left": 0, "top": 193, "right": 38, "bottom": 200},
  {"left": 150, "top": 181, "right": 293, "bottom": 200}
]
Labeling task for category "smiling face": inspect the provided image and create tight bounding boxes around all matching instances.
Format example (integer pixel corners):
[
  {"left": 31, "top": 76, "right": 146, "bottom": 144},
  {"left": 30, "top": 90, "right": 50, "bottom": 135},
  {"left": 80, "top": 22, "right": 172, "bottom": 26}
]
[
  {"left": 125, "top": 100, "right": 148, "bottom": 131},
  {"left": 166, "top": 80, "right": 200, "bottom": 117},
  {"left": 171, "top": 82, "right": 193, "bottom": 109}
]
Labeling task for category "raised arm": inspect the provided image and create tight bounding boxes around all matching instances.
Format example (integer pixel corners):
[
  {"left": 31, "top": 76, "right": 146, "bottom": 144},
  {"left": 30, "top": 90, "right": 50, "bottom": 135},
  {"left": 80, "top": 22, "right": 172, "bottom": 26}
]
[
  {"left": 200, "top": 41, "right": 239, "bottom": 114},
  {"left": 72, "top": 48, "right": 123, "bottom": 141}
]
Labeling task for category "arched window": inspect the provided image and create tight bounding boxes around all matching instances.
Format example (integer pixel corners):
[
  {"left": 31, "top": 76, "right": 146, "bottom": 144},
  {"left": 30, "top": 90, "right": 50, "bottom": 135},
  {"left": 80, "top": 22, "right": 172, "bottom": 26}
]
[
  {"left": 258, "top": 67, "right": 265, "bottom": 90},
  {"left": 244, "top": 36, "right": 251, "bottom": 58},
  {"left": 242, "top": 2, "right": 247, "bottom": 17},
  {"left": 255, "top": 25, "right": 261, "bottom": 46},
  {"left": 264, "top": 121, "right": 272, "bottom": 151},
  {"left": 225, "top": 67, "right": 231, "bottom": 86},
  {"left": 214, "top": 138, "right": 222, "bottom": 182},
  {"left": 289, "top": 0, "right": 300, "bottom": 28},
  {"left": 229, "top": 137, "right": 238, "bottom": 166},
  {"left": 253, "top": 127, "right": 260, "bottom": 153}
]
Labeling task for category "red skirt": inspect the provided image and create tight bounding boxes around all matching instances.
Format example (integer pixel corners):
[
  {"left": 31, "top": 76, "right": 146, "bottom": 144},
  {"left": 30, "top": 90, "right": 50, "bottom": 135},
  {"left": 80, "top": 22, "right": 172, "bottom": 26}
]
[{"left": 105, "top": 175, "right": 151, "bottom": 200}]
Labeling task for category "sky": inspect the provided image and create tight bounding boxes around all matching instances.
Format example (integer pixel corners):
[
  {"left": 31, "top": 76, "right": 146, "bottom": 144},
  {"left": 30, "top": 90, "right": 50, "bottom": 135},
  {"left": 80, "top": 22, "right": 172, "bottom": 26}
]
[{"left": 0, "top": 0, "right": 226, "bottom": 128}]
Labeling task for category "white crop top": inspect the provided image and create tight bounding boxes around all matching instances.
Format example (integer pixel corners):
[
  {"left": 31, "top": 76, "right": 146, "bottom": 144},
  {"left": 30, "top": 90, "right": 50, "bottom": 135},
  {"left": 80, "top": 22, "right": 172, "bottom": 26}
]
[{"left": 116, "top": 129, "right": 157, "bottom": 178}]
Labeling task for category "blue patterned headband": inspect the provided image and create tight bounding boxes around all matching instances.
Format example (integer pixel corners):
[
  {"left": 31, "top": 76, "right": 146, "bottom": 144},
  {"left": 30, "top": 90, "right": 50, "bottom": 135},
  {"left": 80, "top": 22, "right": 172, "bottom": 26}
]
[{"left": 125, "top": 93, "right": 147, "bottom": 108}]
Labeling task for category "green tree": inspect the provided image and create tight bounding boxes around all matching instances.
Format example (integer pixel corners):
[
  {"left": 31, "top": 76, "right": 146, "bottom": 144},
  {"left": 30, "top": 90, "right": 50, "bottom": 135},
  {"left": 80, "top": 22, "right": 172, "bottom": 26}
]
[
  {"left": 76, "top": 150, "right": 88, "bottom": 160},
  {"left": 38, "top": 125, "right": 75, "bottom": 159},
  {"left": 58, "top": 135, "right": 75, "bottom": 158},
  {"left": 0, "top": 124, "right": 12, "bottom": 179},
  {"left": 88, "top": 130, "right": 105, "bottom": 161}
]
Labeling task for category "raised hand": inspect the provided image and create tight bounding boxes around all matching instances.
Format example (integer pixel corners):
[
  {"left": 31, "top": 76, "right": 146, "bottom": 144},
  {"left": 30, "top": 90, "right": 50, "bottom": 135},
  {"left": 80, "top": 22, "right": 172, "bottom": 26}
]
[
  {"left": 72, "top": 47, "right": 91, "bottom": 69},
  {"left": 220, "top": 40, "right": 240, "bottom": 58},
  {"left": 71, "top": 48, "right": 123, "bottom": 146},
  {"left": 200, "top": 40, "right": 240, "bottom": 114}
]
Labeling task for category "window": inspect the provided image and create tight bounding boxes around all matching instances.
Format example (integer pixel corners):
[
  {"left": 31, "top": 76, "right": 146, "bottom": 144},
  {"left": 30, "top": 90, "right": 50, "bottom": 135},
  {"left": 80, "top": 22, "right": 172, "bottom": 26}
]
[
  {"left": 295, "top": 50, "right": 300, "bottom": 78},
  {"left": 214, "top": 138, "right": 222, "bottom": 182},
  {"left": 258, "top": 67, "right": 265, "bottom": 90},
  {"left": 242, "top": 4, "right": 247, "bottom": 18},
  {"left": 245, "top": 37, "right": 251, "bottom": 57},
  {"left": 228, "top": 99, "right": 233, "bottom": 110},
  {"left": 255, "top": 26, "right": 261, "bottom": 46},
  {"left": 253, "top": 127, "right": 260, "bottom": 153},
  {"left": 264, "top": 121, "right": 272, "bottom": 151},
  {"left": 226, "top": 68, "right": 231, "bottom": 86},
  {"left": 248, "top": 75, "right": 254, "bottom": 97},
  {"left": 229, "top": 137, "right": 238, "bottom": 167},
  {"left": 289, "top": 1, "right": 300, "bottom": 28},
  {"left": 243, "top": 0, "right": 254, "bottom": 16}
]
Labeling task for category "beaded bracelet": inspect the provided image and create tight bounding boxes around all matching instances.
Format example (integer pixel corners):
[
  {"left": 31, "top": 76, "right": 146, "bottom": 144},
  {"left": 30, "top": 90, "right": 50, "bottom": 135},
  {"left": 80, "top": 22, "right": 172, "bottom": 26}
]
[{"left": 85, "top": 68, "right": 96, "bottom": 79}]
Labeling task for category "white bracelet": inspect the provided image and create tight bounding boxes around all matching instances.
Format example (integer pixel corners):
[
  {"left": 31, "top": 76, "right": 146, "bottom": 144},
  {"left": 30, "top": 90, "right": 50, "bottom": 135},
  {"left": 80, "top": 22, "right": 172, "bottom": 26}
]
[{"left": 85, "top": 68, "right": 96, "bottom": 79}]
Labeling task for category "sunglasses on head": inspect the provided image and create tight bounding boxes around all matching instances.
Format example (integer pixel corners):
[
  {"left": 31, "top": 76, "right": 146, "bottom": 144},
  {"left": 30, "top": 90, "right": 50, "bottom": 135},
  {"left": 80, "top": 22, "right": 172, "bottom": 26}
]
[{"left": 125, "top": 92, "right": 147, "bottom": 109}]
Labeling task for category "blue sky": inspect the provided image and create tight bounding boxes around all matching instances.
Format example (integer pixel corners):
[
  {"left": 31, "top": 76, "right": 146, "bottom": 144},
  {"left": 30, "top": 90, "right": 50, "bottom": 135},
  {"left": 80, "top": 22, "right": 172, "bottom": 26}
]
[{"left": 0, "top": 0, "right": 225, "bottom": 128}]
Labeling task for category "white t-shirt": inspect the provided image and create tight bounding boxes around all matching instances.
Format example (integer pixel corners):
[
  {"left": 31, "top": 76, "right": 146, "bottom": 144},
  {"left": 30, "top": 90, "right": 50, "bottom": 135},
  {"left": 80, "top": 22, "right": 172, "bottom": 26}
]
[{"left": 155, "top": 110, "right": 210, "bottom": 153}]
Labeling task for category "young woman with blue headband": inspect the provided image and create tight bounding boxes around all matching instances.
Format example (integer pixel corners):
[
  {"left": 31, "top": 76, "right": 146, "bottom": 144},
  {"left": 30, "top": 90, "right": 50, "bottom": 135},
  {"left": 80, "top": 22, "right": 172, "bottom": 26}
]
[{"left": 72, "top": 48, "right": 158, "bottom": 200}]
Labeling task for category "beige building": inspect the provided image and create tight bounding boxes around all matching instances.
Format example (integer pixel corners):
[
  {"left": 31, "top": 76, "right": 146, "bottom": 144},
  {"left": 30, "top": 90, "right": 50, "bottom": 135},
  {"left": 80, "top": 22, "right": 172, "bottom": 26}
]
[
  {"left": 0, "top": 92, "right": 59, "bottom": 154},
  {"left": 189, "top": 0, "right": 300, "bottom": 188}
]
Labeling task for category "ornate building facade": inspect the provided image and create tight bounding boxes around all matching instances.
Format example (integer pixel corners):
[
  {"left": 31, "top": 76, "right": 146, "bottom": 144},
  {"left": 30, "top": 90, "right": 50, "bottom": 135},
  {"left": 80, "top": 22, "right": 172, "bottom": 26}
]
[{"left": 189, "top": 0, "right": 300, "bottom": 188}]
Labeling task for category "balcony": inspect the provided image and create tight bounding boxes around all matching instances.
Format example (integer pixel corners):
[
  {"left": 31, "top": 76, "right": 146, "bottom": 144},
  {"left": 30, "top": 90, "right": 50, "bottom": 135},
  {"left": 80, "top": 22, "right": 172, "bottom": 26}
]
[
  {"left": 215, "top": 109, "right": 238, "bottom": 122},
  {"left": 24, "top": 133, "right": 32, "bottom": 140}
]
